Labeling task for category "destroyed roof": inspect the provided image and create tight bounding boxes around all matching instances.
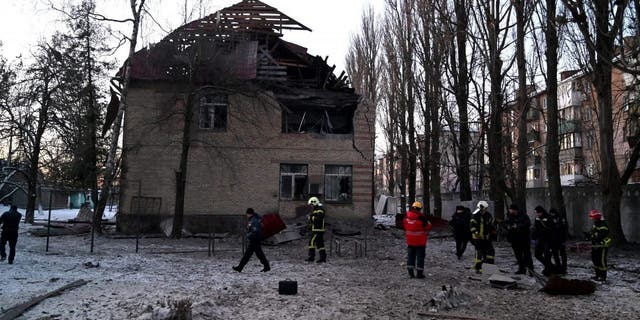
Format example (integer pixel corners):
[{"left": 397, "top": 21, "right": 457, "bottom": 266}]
[
  {"left": 125, "top": 0, "right": 352, "bottom": 93},
  {"left": 165, "top": 0, "right": 311, "bottom": 40}
]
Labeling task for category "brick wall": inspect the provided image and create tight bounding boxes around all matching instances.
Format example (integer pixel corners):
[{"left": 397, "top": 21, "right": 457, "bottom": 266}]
[{"left": 120, "top": 82, "right": 374, "bottom": 232}]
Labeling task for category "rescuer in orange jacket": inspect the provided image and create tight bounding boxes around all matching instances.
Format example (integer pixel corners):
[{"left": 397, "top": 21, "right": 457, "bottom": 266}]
[{"left": 403, "top": 201, "right": 433, "bottom": 279}]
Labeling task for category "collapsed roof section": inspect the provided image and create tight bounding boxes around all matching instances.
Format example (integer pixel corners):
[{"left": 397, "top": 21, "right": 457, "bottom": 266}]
[{"left": 125, "top": 0, "right": 358, "bottom": 135}]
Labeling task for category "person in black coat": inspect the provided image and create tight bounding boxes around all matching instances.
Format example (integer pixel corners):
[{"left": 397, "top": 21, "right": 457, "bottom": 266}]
[
  {"left": 549, "top": 208, "right": 568, "bottom": 274},
  {"left": 450, "top": 205, "right": 471, "bottom": 259},
  {"left": 0, "top": 205, "right": 22, "bottom": 264},
  {"left": 233, "top": 208, "right": 270, "bottom": 273},
  {"left": 505, "top": 204, "right": 533, "bottom": 274},
  {"left": 532, "top": 206, "right": 554, "bottom": 276}
]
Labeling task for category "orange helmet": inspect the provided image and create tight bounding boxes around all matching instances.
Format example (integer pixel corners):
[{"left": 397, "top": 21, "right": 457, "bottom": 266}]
[{"left": 588, "top": 209, "right": 602, "bottom": 220}]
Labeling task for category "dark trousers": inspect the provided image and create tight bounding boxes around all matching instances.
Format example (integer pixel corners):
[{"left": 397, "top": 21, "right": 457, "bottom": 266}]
[
  {"left": 455, "top": 237, "right": 469, "bottom": 257},
  {"left": 473, "top": 240, "right": 495, "bottom": 270},
  {"left": 237, "top": 240, "right": 269, "bottom": 270},
  {"left": 511, "top": 241, "right": 533, "bottom": 271},
  {"left": 407, "top": 246, "right": 426, "bottom": 271},
  {"left": 0, "top": 232, "right": 18, "bottom": 263},
  {"left": 309, "top": 231, "right": 325, "bottom": 250},
  {"left": 535, "top": 241, "right": 553, "bottom": 273},
  {"left": 592, "top": 247, "right": 608, "bottom": 278},
  {"left": 552, "top": 243, "right": 567, "bottom": 273}
]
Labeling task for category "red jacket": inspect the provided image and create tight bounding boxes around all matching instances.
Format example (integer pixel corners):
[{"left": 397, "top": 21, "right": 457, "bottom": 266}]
[{"left": 403, "top": 209, "right": 432, "bottom": 246}]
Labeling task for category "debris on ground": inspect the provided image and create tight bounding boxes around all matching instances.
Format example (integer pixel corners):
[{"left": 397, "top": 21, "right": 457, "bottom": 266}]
[
  {"left": 426, "top": 285, "right": 472, "bottom": 312},
  {"left": 541, "top": 276, "right": 596, "bottom": 295}
]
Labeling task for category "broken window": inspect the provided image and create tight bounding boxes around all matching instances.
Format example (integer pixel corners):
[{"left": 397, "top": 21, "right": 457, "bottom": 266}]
[
  {"left": 280, "top": 164, "right": 308, "bottom": 200},
  {"left": 282, "top": 108, "right": 354, "bottom": 134},
  {"left": 198, "top": 93, "right": 228, "bottom": 131},
  {"left": 324, "top": 165, "right": 352, "bottom": 202}
]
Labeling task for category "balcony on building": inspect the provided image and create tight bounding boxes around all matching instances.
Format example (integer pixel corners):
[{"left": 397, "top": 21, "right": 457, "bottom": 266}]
[{"left": 559, "top": 120, "right": 581, "bottom": 135}]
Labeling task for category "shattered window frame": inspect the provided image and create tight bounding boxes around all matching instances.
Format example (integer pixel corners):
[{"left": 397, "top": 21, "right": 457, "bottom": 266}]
[
  {"left": 323, "top": 165, "right": 352, "bottom": 203},
  {"left": 279, "top": 164, "right": 309, "bottom": 201},
  {"left": 198, "top": 93, "right": 228, "bottom": 131}
]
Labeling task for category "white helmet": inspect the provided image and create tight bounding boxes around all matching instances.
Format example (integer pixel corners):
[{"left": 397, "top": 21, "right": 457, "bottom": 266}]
[
  {"left": 308, "top": 197, "right": 320, "bottom": 206},
  {"left": 477, "top": 201, "right": 489, "bottom": 210}
]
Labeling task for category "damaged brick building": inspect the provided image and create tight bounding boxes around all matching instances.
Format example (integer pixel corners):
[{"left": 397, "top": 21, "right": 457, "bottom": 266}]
[{"left": 118, "top": 0, "right": 375, "bottom": 232}]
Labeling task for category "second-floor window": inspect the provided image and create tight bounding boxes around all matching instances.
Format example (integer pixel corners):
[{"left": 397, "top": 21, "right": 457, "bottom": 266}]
[
  {"left": 199, "top": 94, "right": 228, "bottom": 131},
  {"left": 560, "top": 133, "right": 582, "bottom": 150}
]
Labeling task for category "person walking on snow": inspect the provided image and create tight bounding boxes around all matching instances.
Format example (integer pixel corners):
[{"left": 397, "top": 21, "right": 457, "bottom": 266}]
[
  {"left": 470, "top": 201, "right": 495, "bottom": 273},
  {"left": 306, "top": 197, "right": 326, "bottom": 263},
  {"left": 233, "top": 208, "right": 270, "bottom": 272},
  {"left": 403, "top": 201, "right": 432, "bottom": 278},
  {"left": 549, "top": 208, "right": 568, "bottom": 274},
  {"left": 450, "top": 205, "right": 471, "bottom": 259},
  {"left": 506, "top": 204, "right": 533, "bottom": 275},
  {"left": 0, "top": 205, "right": 22, "bottom": 264},
  {"left": 585, "top": 209, "right": 611, "bottom": 281},
  {"left": 532, "top": 206, "right": 554, "bottom": 276}
]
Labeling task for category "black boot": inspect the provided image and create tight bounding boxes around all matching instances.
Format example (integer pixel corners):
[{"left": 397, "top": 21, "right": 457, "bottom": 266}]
[
  {"left": 408, "top": 269, "right": 415, "bottom": 278},
  {"left": 416, "top": 270, "right": 425, "bottom": 279},
  {"left": 232, "top": 266, "right": 242, "bottom": 272},
  {"left": 261, "top": 262, "right": 271, "bottom": 272},
  {"left": 317, "top": 250, "right": 326, "bottom": 263},
  {"left": 306, "top": 249, "right": 315, "bottom": 262}
]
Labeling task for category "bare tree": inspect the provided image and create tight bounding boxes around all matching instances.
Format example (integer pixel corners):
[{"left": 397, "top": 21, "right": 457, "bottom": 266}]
[
  {"left": 560, "top": 0, "right": 631, "bottom": 244},
  {"left": 470, "top": 0, "right": 515, "bottom": 220},
  {"left": 94, "top": 0, "right": 146, "bottom": 226}
]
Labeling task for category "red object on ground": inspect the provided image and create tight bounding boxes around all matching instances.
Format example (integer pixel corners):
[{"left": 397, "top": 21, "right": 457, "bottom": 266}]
[
  {"left": 261, "top": 213, "right": 286, "bottom": 240},
  {"left": 428, "top": 216, "right": 450, "bottom": 229}
]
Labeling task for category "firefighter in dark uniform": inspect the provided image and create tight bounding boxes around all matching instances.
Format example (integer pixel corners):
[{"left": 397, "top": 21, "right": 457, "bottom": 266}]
[
  {"left": 586, "top": 209, "right": 611, "bottom": 281},
  {"left": 306, "top": 197, "right": 326, "bottom": 263},
  {"left": 470, "top": 201, "right": 495, "bottom": 273}
]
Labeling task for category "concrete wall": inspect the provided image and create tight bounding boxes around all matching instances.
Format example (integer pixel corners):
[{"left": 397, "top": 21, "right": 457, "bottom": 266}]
[
  {"left": 433, "top": 185, "right": 640, "bottom": 243},
  {"left": 120, "top": 82, "right": 374, "bottom": 233}
]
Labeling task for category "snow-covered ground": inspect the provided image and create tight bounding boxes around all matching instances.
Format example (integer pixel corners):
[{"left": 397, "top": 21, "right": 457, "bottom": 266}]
[
  {"left": 1, "top": 223, "right": 639, "bottom": 319},
  {"left": 0, "top": 205, "right": 117, "bottom": 222}
]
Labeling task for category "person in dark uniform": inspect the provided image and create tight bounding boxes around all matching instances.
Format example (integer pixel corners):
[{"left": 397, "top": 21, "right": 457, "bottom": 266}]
[
  {"left": 306, "top": 197, "right": 326, "bottom": 263},
  {"left": 233, "top": 208, "right": 270, "bottom": 272},
  {"left": 549, "top": 208, "right": 568, "bottom": 274},
  {"left": 586, "top": 209, "right": 611, "bottom": 281},
  {"left": 470, "top": 201, "right": 495, "bottom": 274},
  {"left": 532, "top": 206, "right": 554, "bottom": 276},
  {"left": 0, "top": 205, "right": 22, "bottom": 264},
  {"left": 449, "top": 205, "right": 471, "bottom": 259},
  {"left": 505, "top": 204, "right": 533, "bottom": 274}
]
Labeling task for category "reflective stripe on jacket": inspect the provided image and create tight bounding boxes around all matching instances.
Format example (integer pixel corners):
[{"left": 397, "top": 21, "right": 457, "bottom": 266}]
[{"left": 403, "top": 210, "right": 432, "bottom": 246}]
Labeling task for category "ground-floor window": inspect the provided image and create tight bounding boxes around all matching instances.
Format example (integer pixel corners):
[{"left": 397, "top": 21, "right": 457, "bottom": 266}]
[
  {"left": 280, "top": 164, "right": 308, "bottom": 200},
  {"left": 324, "top": 165, "right": 352, "bottom": 202}
]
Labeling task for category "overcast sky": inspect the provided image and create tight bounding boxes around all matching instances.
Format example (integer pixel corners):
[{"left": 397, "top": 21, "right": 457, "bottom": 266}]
[{"left": 0, "top": 0, "right": 386, "bottom": 73}]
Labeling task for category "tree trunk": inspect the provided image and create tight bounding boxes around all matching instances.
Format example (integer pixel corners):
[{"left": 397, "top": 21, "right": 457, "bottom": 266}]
[
  {"left": 515, "top": 0, "right": 528, "bottom": 212},
  {"left": 172, "top": 93, "right": 194, "bottom": 239},
  {"left": 545, "top": 0, "right": 567, "bottom": 222},
  {"left": 454, "top": 0, "right": 472, "bottom": 202},
  {"left": 95, "top": 0, "right": 145, "bottom": 223},
  {"left": 486, "top": 3, "right": 505, "bottom": 221},
  {"left": 430, "top": 92, "right": 442, "bottom": 217},
  {"left": 592, "top": 0, "right": 626, "bottom": 244}
]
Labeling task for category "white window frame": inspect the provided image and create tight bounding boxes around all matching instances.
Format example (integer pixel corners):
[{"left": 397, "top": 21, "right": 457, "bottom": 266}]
[
  {"left": 279, "top": 164, "right": 308, "bottom": 200},
  {"left": 198, "top": 94, "right": 228, "bottom": 131},
  {"left": 323, "top": 165, "right": 353, "bottom": 202}
]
